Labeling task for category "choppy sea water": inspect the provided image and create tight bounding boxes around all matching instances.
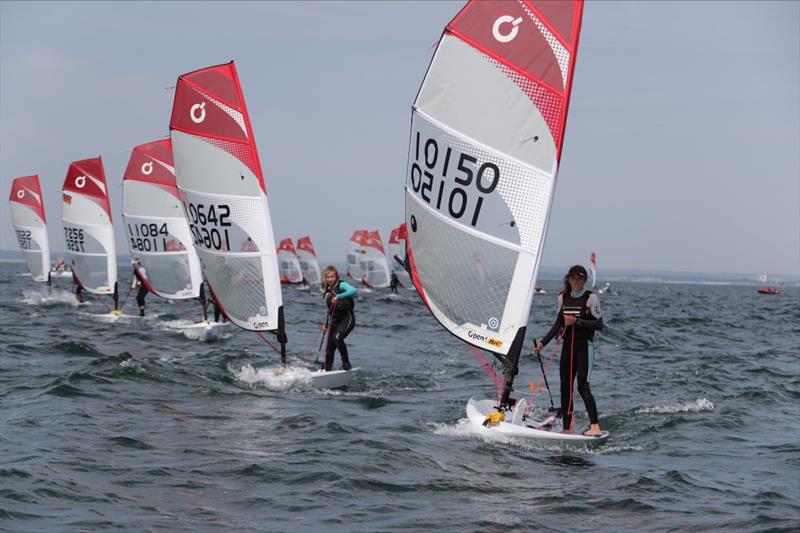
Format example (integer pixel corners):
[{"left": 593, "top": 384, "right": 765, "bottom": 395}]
[{"left": 1, "top": 262, "right": 798, "bottom": 532}]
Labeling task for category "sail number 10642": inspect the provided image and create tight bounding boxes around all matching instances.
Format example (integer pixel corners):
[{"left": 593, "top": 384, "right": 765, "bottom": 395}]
[
  {"left": 183, "top": 202, "right": 231, "bottom": 251},
  {"left": 410, "top": 132, "right": 500, "bottom": 227}
]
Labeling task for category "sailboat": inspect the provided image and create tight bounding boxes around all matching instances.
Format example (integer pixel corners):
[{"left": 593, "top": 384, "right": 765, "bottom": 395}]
[
  {"left": 9, "top": 175, "right": 50, "bottom": 282},
  {"left": 122, "top": 139, "right": 228, "bottom": 336},
  {"left": 169, "top": 61, "right": 355, "bottom": 388},
  {"left": 346, "top": 229, "right": 367, "bottom": 282},
  {"left": 61, "top": 157, "right": 121, "bottom": 318},
  {"left": 276, "top": 238, "right": 304, "bottom": 285},
  {"left": 296, "top": 236, "right": 321, "bottom": 286},
  {"left": 403, "top": 0, "right": 604, "bottom": 441},
  {"left": 360, "top": 230, "right": 391, "bottom": 288},
  {"left": 388, "top": 224, "right": 412, "bottom": 289}
]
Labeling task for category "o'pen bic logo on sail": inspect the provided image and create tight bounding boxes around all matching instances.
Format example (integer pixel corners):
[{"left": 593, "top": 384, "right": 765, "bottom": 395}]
[
  {"left": 492, "top": 15, "right": 523, "bottom": 43},
  {"left": 16, "top": 189, "right": 24, "bottom": 199},
  {"left": 468, "top": 330, "right": 503, "bottom": 349},
  {"left": 75, "top": 175, "right": 86, "bottom": 189},
  {"left": 141, "top": 161, "right": 153, "bottom": 176},
  {"left": 190, "top": 102, "right": 206, "bottom": 124}
]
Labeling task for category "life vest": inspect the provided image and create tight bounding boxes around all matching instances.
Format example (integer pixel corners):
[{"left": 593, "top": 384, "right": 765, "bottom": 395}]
[
  {"left": 561, "top": 290, "right": 596, "bottom": 340},
  {"left": 325, "top": 280, "right": 354, "bottom": 315}
]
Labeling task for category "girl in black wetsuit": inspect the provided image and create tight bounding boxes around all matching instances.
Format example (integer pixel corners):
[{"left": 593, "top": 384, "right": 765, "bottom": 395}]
[
  {"left": 535, "top": 265, "right": 604, "bottom": 436},
  {"left": 321, "top": 266, "right": 357, "bottom": 371}
]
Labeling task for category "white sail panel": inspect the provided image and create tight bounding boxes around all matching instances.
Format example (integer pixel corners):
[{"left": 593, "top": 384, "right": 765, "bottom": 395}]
[
  {"left": 170, "top": 62, "right": 282, "bottom": 332},
  {"left": 404, "top": 0, "right": 584, "bottom": 355},
  {"left": 61, "top": 157, "right": 117, "bottom": 294},
  {"left": 277, "top": 238, "right": 303, "bottom": 284},
  {"left": 9, "top": 175, "right": 50, "bottom": 282},
  {"left": 123, "top": 139, "right": 202, "bottom": 299},
  {"left": 361, "top": 230, "right": 390, "bottom": 288},
  {"left": 296, "top": 236, "right": 321, "bottom": 285}
]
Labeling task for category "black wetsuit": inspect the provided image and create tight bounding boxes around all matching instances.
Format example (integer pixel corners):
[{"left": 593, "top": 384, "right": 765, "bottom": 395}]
[
  {"left": 323, "top": 281, "right": 356, "bottom": 371},
  {"left": 390, "top": 273, "right": 399, "bottom": 294},
  {"left": 539, "top": 290, "right": 603, "bottom": 431},
  {"left": 134, "top": 267, "right": 148, "bottom": 316}
]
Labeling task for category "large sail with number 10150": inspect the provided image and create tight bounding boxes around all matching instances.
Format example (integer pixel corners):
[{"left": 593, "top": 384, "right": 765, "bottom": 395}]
[
  {"left": 169, "top": 62, "right": 284, "bottom": 340},
  {"left": 122, "top": 139, "right": 202, "bottom": 299},
  {"left": 404, "top": 0, "right": 584, "bottom": 406},
  {"left": 9, "top": 175, "right": 50, "bottom": 282}
]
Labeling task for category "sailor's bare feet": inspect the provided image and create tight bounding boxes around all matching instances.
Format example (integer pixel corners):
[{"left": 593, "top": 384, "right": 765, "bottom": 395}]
[{"left": 583, "top": 423, "right": 602, "bottom": 437}]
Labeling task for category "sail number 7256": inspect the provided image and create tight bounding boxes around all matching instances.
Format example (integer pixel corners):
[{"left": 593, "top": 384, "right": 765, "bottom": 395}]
[{"left": 183, "top": 202, "right": 231, "bottom": 251}]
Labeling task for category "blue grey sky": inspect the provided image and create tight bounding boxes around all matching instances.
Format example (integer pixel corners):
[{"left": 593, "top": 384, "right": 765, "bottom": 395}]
[{"left": 1, "top": 1, "right": 798, "bottom": 276}]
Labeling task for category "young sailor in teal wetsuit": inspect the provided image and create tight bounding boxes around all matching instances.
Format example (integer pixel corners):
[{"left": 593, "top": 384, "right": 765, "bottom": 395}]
[
  {"left": 322, "top": 266, "right": 357, "bottom": 371},
  {"left": 535, "top": 265, "right": 604, "bottom": 437}
]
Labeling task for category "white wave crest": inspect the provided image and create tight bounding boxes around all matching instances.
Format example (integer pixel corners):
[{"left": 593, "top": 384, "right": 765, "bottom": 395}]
[
  {"left": 232, "top": 363, "right": 314, "bottom": 391},
  {"left": 21, "top": 289, "right": 82, "bottom": 307},
  {"left": 635, "top": 398, "right": 714, "bottom": 414}
]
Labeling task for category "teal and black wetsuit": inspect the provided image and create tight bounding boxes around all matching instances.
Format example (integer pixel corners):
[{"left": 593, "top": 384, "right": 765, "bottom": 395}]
[
  {"left": 324, "top": 280, "right": 357, "bottom": 371},
  {"left": 539, "top": 289, "right": 603, "bottom": 431}
]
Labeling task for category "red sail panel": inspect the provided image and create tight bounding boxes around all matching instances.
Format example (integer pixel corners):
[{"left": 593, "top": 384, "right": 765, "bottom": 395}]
[
  {"left": 277, "top": 238, "right": 296, "bottom": 254},
  {"left": 296, "top": 236, "right": 316, "bottom": 256},
  {"left": 63, "top": 157, "right": 113, "bottom": 221},
  {"left": 124, "top": 139, "right": 175, "bottom": 185},
  {"left": 447, "top": 0, "right": 583, "bottom": 160},
  {"left": 364, "top": 231, "right": 385, "bottom": 254},
  {"left": 10, "top": 175, "right": 46, "bottom": 223},
  {"left": 169, "top": 61, "right": 265, "bottom": 192},
  {"left": 389, "top": 227, "right": 400, "bottom": 245}
]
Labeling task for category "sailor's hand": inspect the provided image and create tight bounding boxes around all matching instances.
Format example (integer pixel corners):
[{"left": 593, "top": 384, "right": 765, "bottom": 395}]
[
  {"left": 534, "top": 341, "right": 544, "bottom": 354},
  {"left": 564, "top": 315, "right": 577, "bottom": 326}
]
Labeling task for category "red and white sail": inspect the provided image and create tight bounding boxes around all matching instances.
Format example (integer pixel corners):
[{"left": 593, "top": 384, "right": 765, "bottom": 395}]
[
  {"left": 589, "top": 251, "right": 597, "bottom": 289},
  {"left": 296, "top": 235, "right": 321, "bottom": 285},
  {"left": 170, "top": 61, "right": 283, "bottom": 332},
  {"left": 9, "top": 175, "right": 50, "bottom": 282},
  {"left": 404, "top": 0, "right": 584, "bottom": 357},
  {"left": 388, "top": 223, "right": 412, "bottom": 288},
  {"left": 122, "top": 139, "right": 202, "bottom": 299},
  {"left": 346, "top": 229, "right": 367, "bottom": 281},
  {"left": 277, "top": 238, "right": 303, "bottom": 284},
  {"left": 361, "top": 230, "right": 391, "bottom": 288},
  {"left": 61, "top": 157, "right": 117, "bottom": 294}
]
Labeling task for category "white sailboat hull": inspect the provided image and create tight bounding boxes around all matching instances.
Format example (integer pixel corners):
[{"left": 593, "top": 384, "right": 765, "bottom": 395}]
[{"left": 466, "top": 396, "right": 608, "bottom": 443}]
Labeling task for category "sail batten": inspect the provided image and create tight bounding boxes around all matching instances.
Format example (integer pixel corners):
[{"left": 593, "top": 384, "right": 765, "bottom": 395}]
[{"left": 405, "top": 0, "right": 584, "bottom": 362}]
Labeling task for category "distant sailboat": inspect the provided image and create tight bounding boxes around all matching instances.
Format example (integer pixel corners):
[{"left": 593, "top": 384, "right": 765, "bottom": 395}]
[
  {"left": 61, "top": 157, "right": 119, "bottom": 313},
  {"left": 361, "top": 230, "right": 391, "bottom": 289},
  {"left": 388, "top": 224, "right": 412, "bottom": 288},
  {"left": 277, "top": 238, "right": 303, "bottom": 284},
  {"left": 122, "top": 139, "right": 203, "bottom": 300},
  {"left": 403, "top": 0, "right": 603, "bottom": 441},
  {"left": 589, "top": 251, "right": 597, "bottom": 289},
  {"left": 296, "top": 236, "right": 321, "bottom": 285},
  {"left": 9, "top": 175, "right": 50, "bottom": 282},
  {"left": 346, "top": 229, "right": 367, "bottom": 281}
]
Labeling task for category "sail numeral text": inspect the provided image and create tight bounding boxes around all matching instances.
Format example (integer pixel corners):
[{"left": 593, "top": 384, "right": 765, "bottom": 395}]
[
  {"left": 183, "top": 202, "right": 231, "bottom": 251},
  {"left": 15, "top": 229, "right": 32, "bottom": 250},
  {"left": 64, "top": 227, "right": 85, "bottom": 252},
  {"left": 410, "top": 133, "right": 499, "bottom": 226},
  {"left": 127, "top": 223, "right": 168, "bottom": 252}
]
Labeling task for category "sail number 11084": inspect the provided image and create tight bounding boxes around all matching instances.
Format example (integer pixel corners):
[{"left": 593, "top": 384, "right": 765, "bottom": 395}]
[
  {"left": 410, "top": 132, "right": 499, "bottom": 226},
  {"left": 183, "top": 202, "right": 231, "bottom": 251}
]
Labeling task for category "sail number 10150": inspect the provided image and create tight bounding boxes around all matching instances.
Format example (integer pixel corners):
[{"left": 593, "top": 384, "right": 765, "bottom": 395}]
[
  {"left": 410, "top": 132, "right": 500, "bottom": 227},
  {"left": 183, "top": 202, "right": 231, "bottom": 251}
]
